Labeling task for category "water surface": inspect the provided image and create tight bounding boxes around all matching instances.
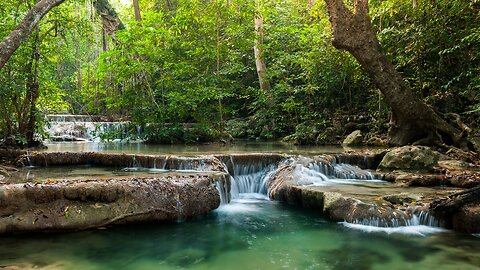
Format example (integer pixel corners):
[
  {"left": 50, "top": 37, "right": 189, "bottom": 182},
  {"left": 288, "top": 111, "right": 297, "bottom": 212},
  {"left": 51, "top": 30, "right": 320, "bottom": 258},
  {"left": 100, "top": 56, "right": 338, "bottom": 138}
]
[
  {"left": 0, "top": 197, "right": 478, "bottom": 270},
  {"left": 43, "top": 141, "right": 352, "bottom": 155}
]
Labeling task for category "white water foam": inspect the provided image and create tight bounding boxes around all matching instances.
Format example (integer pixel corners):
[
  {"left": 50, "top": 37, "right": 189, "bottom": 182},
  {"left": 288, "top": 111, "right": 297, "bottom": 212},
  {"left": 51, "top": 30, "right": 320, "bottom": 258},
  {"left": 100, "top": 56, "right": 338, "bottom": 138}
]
[
  {"left": 340, "top": 222, "right": 446, "bottom": 236},
  {"left": 215, "top": 194, "right": 269, "bottom": 214}
]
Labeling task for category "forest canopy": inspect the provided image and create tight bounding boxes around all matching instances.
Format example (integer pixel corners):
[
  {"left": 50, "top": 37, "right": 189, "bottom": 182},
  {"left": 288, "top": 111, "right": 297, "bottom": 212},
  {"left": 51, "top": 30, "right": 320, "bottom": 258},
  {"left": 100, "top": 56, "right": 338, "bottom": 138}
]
[{"left": 0, "top": 0, "right": 479, "bottom": 146}]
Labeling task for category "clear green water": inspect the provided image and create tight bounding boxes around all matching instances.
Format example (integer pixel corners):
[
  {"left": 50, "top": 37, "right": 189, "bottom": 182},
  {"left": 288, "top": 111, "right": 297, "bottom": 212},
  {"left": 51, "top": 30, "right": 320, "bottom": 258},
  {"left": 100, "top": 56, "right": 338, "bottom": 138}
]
[
  {"left": 3, "top": 142, "right": 479, "bottom": 269},
  {"left": 0, "top": 197, "right": 479, "bottom": 270}
]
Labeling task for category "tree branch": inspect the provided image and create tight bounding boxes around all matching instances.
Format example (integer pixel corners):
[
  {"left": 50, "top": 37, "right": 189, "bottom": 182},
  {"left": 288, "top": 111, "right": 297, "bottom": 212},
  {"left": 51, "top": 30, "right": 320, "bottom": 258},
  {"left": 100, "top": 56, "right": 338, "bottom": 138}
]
[{"left": 0, "top": 0, "right": 66, "bottom": 69}]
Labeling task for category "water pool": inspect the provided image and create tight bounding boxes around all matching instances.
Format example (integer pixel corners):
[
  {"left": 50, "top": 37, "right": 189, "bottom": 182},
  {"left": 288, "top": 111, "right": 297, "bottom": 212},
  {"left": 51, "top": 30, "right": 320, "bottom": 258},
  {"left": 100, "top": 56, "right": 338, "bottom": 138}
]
[{"left": 1, "top": 196, "right": 478, "bottom": 270}]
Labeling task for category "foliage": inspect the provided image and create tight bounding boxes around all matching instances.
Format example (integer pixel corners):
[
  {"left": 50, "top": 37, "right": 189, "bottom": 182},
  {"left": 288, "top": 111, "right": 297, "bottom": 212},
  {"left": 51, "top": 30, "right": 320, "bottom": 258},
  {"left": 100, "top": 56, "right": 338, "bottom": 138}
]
[{"left": 1, "top": 0, "right": 478, "bottom": 146}]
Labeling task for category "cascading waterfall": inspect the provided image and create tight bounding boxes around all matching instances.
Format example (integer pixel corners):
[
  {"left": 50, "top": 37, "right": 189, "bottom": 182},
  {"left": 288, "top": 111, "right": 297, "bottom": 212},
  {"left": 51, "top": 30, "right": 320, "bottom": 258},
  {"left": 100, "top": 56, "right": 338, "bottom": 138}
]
[
  {"left": 294, "top": 158, "right": 384, "bottom": 186},
  {"left": 45, "top": 114, "right": 141, "bottom": 142},
  {"left": 350, "top": 211, "right": 441, "bottom": 228},
  {"left": 341, "top": 211, "right": 445, "bottom": 235}
]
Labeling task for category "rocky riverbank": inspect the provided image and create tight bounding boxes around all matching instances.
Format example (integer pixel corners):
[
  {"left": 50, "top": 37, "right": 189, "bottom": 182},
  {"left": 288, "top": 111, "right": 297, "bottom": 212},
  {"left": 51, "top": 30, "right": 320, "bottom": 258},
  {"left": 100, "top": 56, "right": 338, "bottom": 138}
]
[
  {"left": 0, "top": 174, "right": 221, "bottom": 234},
  {"left": 0, "top": 147, "right": 479, "bottom": 234}
]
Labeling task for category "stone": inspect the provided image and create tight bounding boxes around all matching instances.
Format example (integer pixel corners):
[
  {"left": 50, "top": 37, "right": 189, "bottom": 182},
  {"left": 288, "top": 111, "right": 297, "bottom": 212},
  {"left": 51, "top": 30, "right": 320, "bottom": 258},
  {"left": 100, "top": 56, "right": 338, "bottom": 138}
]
[
  {"left": 378, "top": 146, "right": 440, "bottom": 171},
  {"left": 342, "top": 130, "right": 363, "bottom": 146},
  {"left": 431, "top": 187, "right": 480, "bottom": 233},
  {"left": 451, "top": 204, "right": 480, "bottom": 233},
  {"left": 383, "top": 193, "right": 421, "bottom": 205},
  {"left": 0, "top": 175, "right": 220, "bottom": 234},
  {"left": 438, "top": 160, "right": 475, "bottom": 171}
]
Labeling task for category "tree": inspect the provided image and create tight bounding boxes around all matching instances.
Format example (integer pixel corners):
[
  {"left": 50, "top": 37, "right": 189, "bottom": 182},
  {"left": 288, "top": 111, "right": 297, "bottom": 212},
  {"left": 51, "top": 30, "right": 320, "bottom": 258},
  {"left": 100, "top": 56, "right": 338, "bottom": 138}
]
[
  {"left": 0, "top": 0, "right": 66, "bottom": 69},
  {"left": 323, "top": 0, "right": 473, "bottom": 150}
]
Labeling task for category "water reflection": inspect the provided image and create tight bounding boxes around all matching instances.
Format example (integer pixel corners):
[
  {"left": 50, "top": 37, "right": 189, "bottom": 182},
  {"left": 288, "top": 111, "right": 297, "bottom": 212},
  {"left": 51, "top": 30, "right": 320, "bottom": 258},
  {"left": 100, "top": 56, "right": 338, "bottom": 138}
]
[
  {"left": 0, "top": 200, "right": 478, "bottom": 270},
  {"left": 43, "top": 141, "right": 354, "bottom": 155}
]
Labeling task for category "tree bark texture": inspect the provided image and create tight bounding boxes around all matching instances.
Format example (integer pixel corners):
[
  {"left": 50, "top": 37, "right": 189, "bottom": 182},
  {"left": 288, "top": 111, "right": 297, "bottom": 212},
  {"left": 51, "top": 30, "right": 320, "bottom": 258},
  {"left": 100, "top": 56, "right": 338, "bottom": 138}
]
[
  {"left": 0, "top": 0, "right": 66, "bottom": 69},
  {"left": 133, "top": 0, "right": 142, "bottom": 22},
  {"left": 254, "top": 15, "right": 271, "bottom": 92},
  {"left": 324, "top": 0, "right": 472, "bottom": 149}
]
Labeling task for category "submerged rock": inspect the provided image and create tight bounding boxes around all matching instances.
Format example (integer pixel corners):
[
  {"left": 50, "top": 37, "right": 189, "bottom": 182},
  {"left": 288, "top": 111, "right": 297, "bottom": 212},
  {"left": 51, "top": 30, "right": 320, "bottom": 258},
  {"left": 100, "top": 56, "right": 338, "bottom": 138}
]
[
  {"left": 0, "top": 175, "right": 220, "bottom": 234},
  {"left": 378, "top": 146, "right": 440, "bottom": 171}
]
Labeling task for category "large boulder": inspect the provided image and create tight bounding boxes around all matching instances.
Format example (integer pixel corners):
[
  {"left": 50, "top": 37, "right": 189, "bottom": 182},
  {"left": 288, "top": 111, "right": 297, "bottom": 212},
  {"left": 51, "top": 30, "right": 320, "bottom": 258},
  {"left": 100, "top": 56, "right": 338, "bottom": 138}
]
[
  {"left": 0, "top": 175, "right": 221, "bottom": 234},
  {"left": 378, "top": 146, "right": 440, "bottom": 171},
  {"left": 342, "top": 130, "right": 363, "bottom": 146}
]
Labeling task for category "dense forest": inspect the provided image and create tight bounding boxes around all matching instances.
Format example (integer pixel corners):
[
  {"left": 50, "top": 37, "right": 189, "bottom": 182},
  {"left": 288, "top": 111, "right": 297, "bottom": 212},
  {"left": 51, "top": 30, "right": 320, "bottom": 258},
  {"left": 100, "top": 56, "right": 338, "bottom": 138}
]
[{"left": 1, "top": 0, "right": 479, "bottom": 147}]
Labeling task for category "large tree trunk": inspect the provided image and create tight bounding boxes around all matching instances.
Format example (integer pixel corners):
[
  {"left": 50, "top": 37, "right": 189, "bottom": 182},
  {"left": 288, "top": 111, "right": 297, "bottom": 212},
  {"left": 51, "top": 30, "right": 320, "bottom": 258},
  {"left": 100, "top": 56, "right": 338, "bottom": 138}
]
[
  {"left": 0, "top": 0, "right": 66, "bottom": 69},
  {"left": 324, "top": 0, "right": 472, "bottom": 150}
]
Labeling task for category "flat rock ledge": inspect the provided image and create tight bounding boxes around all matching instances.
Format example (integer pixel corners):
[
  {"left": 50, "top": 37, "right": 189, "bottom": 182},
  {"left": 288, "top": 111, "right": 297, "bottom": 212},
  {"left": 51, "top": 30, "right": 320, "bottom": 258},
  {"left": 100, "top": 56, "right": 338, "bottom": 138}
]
[
  {"left": 268, "top": 165, "right": 424, "bottom": 227},
  {"left": 0, "top": 175, "right": 221, "bottom": 234},
  {"left": 268, "top": 164, "right": 479, "bottom": 233}
]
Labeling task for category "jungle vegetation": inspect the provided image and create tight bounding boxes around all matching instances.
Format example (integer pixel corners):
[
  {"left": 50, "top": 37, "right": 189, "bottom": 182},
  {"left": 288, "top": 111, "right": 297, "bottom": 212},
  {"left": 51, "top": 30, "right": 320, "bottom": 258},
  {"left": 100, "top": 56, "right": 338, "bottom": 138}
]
[{"left": 0, "top": 0, "right": 479, "bottom": 147}]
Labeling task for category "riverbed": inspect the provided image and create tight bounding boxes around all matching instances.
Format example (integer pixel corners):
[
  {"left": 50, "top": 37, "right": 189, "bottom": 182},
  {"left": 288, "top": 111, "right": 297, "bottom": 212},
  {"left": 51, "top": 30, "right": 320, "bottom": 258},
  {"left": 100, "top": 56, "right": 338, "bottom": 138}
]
[{"left": 0, "top": 141, "right": 479, "bottom": 269}]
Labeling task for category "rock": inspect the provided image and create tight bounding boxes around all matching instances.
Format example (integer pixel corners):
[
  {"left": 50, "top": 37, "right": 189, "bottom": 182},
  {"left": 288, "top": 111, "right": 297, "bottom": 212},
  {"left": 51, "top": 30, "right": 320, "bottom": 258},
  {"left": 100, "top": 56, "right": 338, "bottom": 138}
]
[
  {"left": 335, "top": 151, "right": 387, "bottom": 170},
  {"left": 431, "top": 187, "right": 480, "bottom": 233},
  {"left": 438, "top": 160, "right": 475, "bottom": 171},
  {"left": 378, "top": 146, "right": 440, "bottom": 171},
  {"left": 446, "top": 171, "right": 480, "bottom": 188},
  {"left": 389, "top": 172, "right": 445, "bottom": 187},
  {"left": 0, "top": 175, "right": 221, "bottom": 234},
  {"left": 342, "top": 130, "right": 363, "bottom": 146},
  {"left": 15, "top": 152, "right": 226, "bottom": 172},
  {"left": 365, "top": 136, "right": 387, "bottom": 146},
  {"left": 268, "top": 162, "right": 413, "bottom": 227},
  {"left": 383, "top": 193, "right": 421, "bottom": 205}
]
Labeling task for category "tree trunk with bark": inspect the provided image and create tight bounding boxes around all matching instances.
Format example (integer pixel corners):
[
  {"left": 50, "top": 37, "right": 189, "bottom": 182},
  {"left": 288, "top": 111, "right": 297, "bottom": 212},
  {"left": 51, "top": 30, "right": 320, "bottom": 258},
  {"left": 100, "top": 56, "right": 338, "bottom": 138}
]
[
  {"left": 0, "top": 0, "right": 66, "bottom": 69},
  {"left": 254, "top": 14, "right": 271, "bottom": 92},
  {"left": 323, "top": 0, "right": 473, "bottom": 150},
  {"left": 133, "top": 0, "right": 142, "bottom": 22}
]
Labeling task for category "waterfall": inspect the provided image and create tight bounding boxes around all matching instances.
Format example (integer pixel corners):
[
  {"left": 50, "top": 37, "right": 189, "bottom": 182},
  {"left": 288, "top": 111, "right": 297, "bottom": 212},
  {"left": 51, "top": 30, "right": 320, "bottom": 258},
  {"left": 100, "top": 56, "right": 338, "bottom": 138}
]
[
  {"left": 350, "top": 211, "right": 441, "bottom": 228},
  {"left": 341, "top": 211, "right": 445, "bottom": 235},
  {"left": 216, "top": 155, "right": 385, "bottom": 204},
  {"left": 45, "top": 114, "right": 141, "bottom": 142},
  {"left": 214, "top": 155, "right": 282, "bottom": 204},
  {"left": 295, "top": 159, "right": 382, "bottom": 186}
]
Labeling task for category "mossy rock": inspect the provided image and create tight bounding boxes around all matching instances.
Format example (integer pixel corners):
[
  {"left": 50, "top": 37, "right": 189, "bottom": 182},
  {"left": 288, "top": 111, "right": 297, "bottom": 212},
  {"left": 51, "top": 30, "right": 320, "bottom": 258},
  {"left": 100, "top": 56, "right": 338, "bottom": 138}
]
[{"left": 378, "top": 146, "right": 440, "bottom": 171}]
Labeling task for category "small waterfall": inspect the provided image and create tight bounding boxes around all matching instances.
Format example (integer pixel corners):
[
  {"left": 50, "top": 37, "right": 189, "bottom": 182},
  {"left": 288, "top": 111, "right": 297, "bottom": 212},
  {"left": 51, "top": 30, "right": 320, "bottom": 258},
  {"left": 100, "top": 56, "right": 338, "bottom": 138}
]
[
  {"left": 45, "top": 114, "right": 141, "bottom": 142},
  {"left": 342, "top": 211, "right": 445, "bottom": 235},
  {"left": 215, "top": 156, "right": 282, "bottom": 204},
  {"left": 230, "top": 163, "right": 277, "bottom": 196},
  {"left": 351, "top": 211, "right": 441, "bottom": 228},
  {"left": 296, "top": 158, "right": 381, "bottom": 186}
]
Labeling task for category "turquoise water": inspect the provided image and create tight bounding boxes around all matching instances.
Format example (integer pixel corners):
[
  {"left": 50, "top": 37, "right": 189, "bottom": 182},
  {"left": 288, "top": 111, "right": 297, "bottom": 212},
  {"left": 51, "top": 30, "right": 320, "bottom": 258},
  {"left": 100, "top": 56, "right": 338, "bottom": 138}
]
[
  {"left": 2, "top": 142, "right": 479, "bottom": 269},
  {"left": 0, "top": 196, "right": 479, "bottom": 270}
]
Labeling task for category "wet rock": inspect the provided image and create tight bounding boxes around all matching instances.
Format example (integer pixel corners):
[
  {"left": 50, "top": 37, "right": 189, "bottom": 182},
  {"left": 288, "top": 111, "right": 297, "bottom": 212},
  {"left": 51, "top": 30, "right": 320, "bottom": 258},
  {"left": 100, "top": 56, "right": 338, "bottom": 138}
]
[
  {"left": 0, "top": 175, "right": 220, "bottom": 234},
  {"left": 385, "top": 170, "right": 480, "bottom": 188},
  {"left": 431, "top": 187, "right": 480, "bottom": 233},
  {"left": 15, "top": 152, "right": 226, "bottom": 172},
  {"left": 383, "top": 193, "right": 421, "bottom": 205},
  {"left": 268, "top": 163, "right": 413, "bottom": 226},
  {"left": 378, "top": 146, "right": 440, "bottom": 171},
  {"left": 335, "top": 151, "right": 386, "bottom": 170},
  {"left": 342, "top": 130, "right": 363, "bottom": 146},
  {"left": 389, "top": 172, "right": 445, "bottom": 187}
]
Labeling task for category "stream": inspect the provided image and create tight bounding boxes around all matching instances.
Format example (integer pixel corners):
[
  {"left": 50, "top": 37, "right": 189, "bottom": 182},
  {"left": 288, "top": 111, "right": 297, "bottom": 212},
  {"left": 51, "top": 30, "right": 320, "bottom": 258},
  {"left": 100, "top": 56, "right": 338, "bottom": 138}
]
[{"left": 1, "top": 142, "right": 479, "bottom": 269}]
